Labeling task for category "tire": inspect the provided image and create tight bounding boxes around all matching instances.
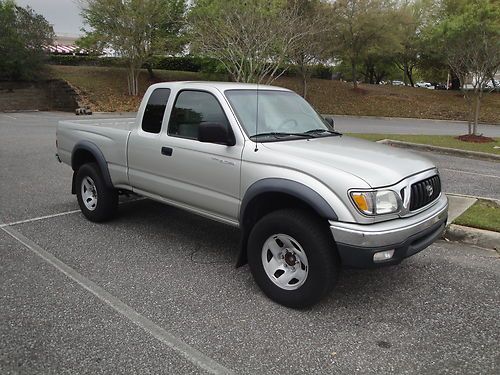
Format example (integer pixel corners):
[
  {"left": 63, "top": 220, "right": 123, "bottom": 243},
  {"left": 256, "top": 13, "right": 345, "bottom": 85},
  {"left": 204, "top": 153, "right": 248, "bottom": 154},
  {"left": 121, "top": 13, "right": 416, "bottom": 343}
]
[
  {"left": 247, "top": 209, "right": 339, "bottom": 308},
  {"left": 75, "top": 163, "right": 118, "bottom": 222}
]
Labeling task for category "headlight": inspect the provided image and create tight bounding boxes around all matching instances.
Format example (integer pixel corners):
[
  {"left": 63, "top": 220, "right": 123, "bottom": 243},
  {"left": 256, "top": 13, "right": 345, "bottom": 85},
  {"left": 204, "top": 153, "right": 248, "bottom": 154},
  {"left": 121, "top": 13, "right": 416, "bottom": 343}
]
[{"left": 350, "top": 190, "right": 400, "bottom": 215}]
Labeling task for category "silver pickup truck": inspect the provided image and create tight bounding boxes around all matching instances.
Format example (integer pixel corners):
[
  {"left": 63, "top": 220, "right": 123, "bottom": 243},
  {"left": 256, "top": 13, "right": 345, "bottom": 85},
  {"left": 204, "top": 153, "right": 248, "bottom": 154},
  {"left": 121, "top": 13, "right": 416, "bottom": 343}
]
[{"left": 56, "top": 81, "right": 448, "bottom": 308}]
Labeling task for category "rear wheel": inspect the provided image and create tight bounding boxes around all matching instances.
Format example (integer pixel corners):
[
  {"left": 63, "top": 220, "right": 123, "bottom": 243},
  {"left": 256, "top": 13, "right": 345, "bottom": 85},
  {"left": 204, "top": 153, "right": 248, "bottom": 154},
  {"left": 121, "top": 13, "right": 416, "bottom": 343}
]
[
  {"left": 76, "top": 163, "right": 118, "bottom": 222},
  {"left": 247, "top": 209, "right": 339, "bottom": 308}
]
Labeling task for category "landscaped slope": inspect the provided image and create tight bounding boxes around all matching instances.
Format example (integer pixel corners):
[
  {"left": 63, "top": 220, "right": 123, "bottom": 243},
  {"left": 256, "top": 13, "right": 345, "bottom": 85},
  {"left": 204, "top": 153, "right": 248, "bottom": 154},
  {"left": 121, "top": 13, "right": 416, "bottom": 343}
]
[{"left": 48, "top": 65, "right": 500, "bottom": 124}]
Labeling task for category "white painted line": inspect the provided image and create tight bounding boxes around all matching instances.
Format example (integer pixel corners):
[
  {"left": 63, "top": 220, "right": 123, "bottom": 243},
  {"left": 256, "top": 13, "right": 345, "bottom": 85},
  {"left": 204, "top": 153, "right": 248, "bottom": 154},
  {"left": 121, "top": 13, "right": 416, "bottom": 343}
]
[
  {"left": 441, "top": 168, "right": 500, "bottom": 179},
  {"left": 2, "top": 114, "right": 17, "bottom": 120},
  {"left": 0, "top": 198, "right": 147, "bottom": 228},
  {"left": 0, "top": 209, "right": 81, "bottom": 228},
  {"left": 1, "top": 225, "right": 233, "bottom": 375}
]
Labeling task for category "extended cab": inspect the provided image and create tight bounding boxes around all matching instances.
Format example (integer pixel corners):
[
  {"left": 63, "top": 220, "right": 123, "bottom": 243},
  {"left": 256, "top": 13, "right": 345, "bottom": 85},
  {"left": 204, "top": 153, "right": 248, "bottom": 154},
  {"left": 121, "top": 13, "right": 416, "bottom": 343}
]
[{"left": 56, "top": 81, "right": 448, "bottom": 307}]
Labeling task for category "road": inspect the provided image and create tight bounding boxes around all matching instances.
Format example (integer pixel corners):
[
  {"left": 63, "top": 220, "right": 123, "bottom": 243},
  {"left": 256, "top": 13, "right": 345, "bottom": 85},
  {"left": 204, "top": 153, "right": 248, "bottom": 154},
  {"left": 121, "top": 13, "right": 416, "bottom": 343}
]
[
  {"left": 334, "top": 115, "right": 500, "bottom": 136},
  {"left": 1, "top": 111, "right": 499, "bottom": 374}
]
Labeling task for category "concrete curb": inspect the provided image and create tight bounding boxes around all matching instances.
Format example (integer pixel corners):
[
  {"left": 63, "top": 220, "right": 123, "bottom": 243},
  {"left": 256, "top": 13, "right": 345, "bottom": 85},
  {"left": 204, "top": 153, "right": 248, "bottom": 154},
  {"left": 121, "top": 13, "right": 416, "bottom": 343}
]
[
  {"left": 444, "top": 224, "right": 500, "bottom": 253},
  {"left": 446, "top": 192, "right": 500, "bottom": 204},
  {"left": 377, "top": 139, "right": 500, "bottom": 162},
  {"left": 331, "top": 114, "right": 499, "bottom": 126}
]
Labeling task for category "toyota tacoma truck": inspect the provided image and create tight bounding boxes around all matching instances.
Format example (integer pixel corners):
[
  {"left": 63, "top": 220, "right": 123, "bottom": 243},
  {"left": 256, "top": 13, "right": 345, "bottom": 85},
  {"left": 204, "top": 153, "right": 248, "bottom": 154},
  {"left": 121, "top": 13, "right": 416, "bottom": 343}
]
[{"left": 56, "top": 81, "right": 448, "bottom": 308}]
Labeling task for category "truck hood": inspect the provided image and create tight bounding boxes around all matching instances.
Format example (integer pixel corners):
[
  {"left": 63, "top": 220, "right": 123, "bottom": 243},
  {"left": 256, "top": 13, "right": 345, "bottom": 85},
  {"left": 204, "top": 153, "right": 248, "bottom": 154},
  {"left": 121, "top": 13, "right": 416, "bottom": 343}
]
[{"left": 261, "top": 135, "right": 435, "bottom": 187}]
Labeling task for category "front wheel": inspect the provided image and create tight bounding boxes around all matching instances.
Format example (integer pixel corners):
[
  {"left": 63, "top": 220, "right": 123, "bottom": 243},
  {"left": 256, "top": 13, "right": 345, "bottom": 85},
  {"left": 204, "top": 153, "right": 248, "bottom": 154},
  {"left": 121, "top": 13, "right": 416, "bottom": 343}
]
[
  {"left": 76, "top": 163, "right": 118, "bottom": 222},
  {"left": 247, "top": 209, "right": 339, "bottom": 308}
]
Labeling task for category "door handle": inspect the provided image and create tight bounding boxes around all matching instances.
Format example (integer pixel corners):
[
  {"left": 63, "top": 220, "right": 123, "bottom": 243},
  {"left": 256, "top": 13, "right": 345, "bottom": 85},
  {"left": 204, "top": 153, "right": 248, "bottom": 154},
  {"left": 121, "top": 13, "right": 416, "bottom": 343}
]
[{"left": 161, "top": 146, "right": 173, "bottom": 156}]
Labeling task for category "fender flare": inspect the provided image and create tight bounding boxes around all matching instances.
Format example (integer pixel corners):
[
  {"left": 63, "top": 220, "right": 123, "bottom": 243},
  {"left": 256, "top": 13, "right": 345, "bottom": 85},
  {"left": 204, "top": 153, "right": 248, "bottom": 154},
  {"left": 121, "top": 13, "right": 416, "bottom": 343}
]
[
  {"left": 236, "top": 178, "right": 338, "bottom": 267},
  {"left": 71, "top": 140, "right": 114, "bottom": 191},
  {"left": 239, "top": 178, "right": 338, "bottom": 224}
]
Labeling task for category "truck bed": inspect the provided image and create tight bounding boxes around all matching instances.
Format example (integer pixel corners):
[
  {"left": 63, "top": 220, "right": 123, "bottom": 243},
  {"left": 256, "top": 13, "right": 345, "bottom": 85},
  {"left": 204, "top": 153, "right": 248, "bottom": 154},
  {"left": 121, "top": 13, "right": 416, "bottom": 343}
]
[
  {"left": 58, "top": 117, "right": 136, "bottom": 131},
  {"left": 57, "top": 117, "right": 137, "bottom": 188}
]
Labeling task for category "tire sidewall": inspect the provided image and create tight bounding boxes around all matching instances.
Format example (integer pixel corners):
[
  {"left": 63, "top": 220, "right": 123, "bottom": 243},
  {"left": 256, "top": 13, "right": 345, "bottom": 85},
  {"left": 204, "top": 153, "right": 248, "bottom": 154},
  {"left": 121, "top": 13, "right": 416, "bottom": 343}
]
[
  {"left": 248, "top": 210, "right": 337, "bottom": 308},
  {"left": 76, "top": 163, "right": 116, "bottom": 222}
]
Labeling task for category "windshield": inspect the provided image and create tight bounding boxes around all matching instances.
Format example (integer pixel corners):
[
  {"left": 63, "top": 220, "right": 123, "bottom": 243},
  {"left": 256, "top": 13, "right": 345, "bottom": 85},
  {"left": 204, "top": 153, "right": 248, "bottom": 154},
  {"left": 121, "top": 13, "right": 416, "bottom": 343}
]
[{"left": 225, "top": 89, "right": 331, "bottom": 139}]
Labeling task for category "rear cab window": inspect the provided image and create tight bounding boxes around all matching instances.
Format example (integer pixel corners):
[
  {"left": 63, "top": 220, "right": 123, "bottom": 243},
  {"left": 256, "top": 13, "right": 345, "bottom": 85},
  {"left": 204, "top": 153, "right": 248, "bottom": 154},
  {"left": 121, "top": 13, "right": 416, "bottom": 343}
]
[{"left": 142, "top": 88, "right": 171, "bottom": 133}]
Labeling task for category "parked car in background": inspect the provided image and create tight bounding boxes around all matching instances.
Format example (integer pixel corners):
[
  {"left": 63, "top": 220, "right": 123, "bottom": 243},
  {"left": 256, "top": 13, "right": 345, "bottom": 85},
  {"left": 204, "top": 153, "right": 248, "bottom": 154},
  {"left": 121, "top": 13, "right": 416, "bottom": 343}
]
[
  {"left": 433, "top": 82, "right": 448, "bottom": 90},
  {"left": 415, "top": 82, "right": 434, "bottom": 89},
  {"left": 391, "top": 80, "right": 405, "bottom": 86},
  {"left": 486, "top": 79, "right": 500, "bottom": 90}
]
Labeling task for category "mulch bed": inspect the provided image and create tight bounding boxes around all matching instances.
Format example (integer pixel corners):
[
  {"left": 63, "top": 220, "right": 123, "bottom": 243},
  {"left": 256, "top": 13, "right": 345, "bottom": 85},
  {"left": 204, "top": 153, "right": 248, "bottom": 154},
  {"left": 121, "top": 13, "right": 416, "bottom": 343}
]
[{"left": 456, "top": 134, "right": 496, "bottom": 143}]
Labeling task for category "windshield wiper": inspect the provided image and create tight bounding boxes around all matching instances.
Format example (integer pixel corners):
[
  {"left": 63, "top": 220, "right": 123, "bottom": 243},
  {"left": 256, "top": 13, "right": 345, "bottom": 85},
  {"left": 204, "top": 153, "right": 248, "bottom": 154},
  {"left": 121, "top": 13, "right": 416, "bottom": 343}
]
[
  {"left": 301, "top": 129, "right": 343, "bottom": 136},
  {"left": 250, "top": 132, "right": 314, "bottom": 140}
]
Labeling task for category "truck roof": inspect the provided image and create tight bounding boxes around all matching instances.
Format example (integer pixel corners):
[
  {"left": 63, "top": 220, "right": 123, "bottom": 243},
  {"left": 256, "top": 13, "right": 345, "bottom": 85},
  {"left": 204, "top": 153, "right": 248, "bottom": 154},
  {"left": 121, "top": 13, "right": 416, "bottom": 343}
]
[{"left": 148, "top": 81, "right": 292, "bottom": 92}]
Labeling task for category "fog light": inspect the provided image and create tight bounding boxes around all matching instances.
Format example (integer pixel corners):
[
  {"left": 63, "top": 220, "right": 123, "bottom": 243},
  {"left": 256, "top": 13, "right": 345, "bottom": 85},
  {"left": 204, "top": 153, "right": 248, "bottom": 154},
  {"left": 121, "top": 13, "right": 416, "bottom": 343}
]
[{"left": 373, "top": 250, "right": 395, "bottom": 262}]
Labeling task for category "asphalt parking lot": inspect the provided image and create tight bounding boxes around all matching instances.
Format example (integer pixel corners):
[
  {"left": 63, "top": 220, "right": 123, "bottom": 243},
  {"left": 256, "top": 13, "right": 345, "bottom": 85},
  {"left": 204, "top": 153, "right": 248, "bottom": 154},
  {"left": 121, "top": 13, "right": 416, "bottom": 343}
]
[{"left": 1, "top": 112, "right": 499, "bottom": 374}]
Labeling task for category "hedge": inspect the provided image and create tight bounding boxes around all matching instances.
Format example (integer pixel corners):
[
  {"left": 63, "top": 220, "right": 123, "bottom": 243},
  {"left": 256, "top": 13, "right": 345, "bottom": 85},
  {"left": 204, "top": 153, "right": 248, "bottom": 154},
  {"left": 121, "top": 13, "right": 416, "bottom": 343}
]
[
  {"left": 47, "top": 55, "right": 332, "bottom": 79},
  {"left": 47, "top": 55, "right": 225, "bottom": 73}
]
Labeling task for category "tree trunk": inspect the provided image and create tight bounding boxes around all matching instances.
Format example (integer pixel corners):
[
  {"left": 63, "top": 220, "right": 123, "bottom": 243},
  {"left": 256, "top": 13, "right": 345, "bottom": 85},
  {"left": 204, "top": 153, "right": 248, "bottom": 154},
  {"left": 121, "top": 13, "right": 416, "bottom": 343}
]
[
  {"left": 145, "top": 62, "right": 155, "bottom": 81},
  {"left": 127, "top": 63, "right": 140, "bottom": 96},
  {"left": 406, "top": 66, "right": 414, "bottom": 87},
  {"left": 473, "top": 92, "right": 481, "bottom": 135},
  {"left": 465, "top": 95, "right": 473, "bottom": 135},
  {"left": 298, "top": 62, "right": 308, "bottom": 99},
  {"left": 302, "top": 72, "right": 308, "bottom": 99},
  {"left": 368, "top": 66, "right": 375, "bottom": 84},
  {"left": 351, "top": 61, "right": 357, "bottom": 88}
]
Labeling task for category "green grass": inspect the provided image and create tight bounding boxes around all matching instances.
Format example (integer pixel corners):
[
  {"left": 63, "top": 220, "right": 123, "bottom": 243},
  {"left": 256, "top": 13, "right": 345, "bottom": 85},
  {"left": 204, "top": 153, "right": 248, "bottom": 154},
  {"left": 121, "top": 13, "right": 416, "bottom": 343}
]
[
  {"left": 348, "top": 133, "right": 500, "bottom": 155},
  {"left": 454, "top": 199, "right": 500, "bottom": 232}
]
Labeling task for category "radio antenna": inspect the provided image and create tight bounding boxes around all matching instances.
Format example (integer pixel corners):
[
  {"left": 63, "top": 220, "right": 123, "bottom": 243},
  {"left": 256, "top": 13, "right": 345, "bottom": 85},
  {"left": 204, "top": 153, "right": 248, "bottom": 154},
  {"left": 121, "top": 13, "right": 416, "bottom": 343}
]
[{"left": 254, "top": 81, "right": 260, "bottom": 152}]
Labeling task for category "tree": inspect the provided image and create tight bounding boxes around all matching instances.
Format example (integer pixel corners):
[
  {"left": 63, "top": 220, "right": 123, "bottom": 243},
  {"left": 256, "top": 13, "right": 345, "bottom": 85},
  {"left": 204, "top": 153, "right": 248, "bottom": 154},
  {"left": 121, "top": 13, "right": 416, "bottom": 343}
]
[
  {"left": 0, "top": 0, "right": 54, "bottom": 81},
  {"left": 287, "top": 0, "right": 331, "bottom": 98},
  {"left": 361, "top": 52, "right": 398, "bottom": 84},
  {"left": 80, "top": 0, "right": 186, "bottom": 96},
  {"left": 75, "top": 32, "right": 105, "bottom": 56},
  {"left": 189, "top": 0, "right": 318, "bottom": 84},
  {"left": 393, "top": 1, "right": 423, "bottom": 86},
  {"left": 328, "top": 0, "right": 394, "bottom": 88},
  {"left": 431, "top": 0, "right": 500, "bottom": 135}
]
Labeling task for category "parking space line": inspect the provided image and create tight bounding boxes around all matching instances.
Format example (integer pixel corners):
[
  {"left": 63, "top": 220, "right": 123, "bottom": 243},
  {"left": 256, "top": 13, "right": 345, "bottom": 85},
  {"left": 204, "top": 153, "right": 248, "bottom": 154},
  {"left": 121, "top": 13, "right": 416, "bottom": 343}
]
[
  {"left": 0, "top": 198, "right": 147, "bottom": 228},
  {"left": 0, "top": 210, "right": 81, "bottom": 228},
  {"left": 1, "top": 225, "right": 233, "bottom": 375}
]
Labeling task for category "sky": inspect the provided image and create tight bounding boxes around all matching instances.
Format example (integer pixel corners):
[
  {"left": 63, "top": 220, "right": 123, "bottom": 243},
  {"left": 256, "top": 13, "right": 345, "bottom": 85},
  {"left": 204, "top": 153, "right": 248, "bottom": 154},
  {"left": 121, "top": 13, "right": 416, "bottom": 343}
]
[{"left": 16, "top": 0, "right": 84, "bottom": 36}]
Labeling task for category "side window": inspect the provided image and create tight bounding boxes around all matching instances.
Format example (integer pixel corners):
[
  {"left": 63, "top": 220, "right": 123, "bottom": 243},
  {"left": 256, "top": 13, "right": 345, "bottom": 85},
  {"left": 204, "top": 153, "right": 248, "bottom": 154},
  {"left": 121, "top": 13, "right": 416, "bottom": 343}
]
[
  {"left": 142, "top": 88, "right": 171, "bottom": 133},
  {"left": 168, "top": 90, "right": 230, "bottom": 140}
]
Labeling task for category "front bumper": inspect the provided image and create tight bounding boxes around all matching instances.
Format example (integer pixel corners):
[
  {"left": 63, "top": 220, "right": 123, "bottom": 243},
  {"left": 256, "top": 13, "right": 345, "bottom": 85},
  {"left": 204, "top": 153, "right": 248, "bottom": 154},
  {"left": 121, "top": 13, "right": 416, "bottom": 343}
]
[{"left": 330, "top": 194, "right": 448, "bottom": 268}]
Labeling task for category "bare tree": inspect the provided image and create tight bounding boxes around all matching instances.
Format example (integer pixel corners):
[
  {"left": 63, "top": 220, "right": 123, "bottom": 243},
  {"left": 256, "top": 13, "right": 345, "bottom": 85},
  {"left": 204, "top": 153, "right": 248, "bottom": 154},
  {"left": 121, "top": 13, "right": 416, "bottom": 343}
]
[
  {"left": 328, "top": 0, "right": 392, "bottom": 89},
  {"left": 287, "top": 0, "right": 331, "bottom": 98},
  {"left": 80, "top": 0, "right": 185, "bottom": 96},
  {"left": 448, "top": 40, "right": 499, "bottom": 135},
  {"left": 433, "top": 0, "right": 500, "bottom": 135},
  {"left": 189, "top": 0, "right": 319, "bottom": 84}
]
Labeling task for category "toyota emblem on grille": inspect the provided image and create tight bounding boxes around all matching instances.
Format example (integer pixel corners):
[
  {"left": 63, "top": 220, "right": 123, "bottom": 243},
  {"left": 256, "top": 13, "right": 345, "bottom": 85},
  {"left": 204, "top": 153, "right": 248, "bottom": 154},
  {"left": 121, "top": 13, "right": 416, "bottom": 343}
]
[{"left": 425, "top": 184, "right": 433, "bottom": 197}]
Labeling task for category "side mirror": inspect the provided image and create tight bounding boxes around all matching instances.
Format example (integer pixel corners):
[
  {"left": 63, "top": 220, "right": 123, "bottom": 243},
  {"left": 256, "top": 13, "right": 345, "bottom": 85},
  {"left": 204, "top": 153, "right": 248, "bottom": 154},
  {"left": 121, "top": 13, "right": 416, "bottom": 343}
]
[
  {"left": 198, "top": 122, "right": 235, "bottom": 146},
  {"left": 324, "top": 116, "right": 335, "bottom": 129}
]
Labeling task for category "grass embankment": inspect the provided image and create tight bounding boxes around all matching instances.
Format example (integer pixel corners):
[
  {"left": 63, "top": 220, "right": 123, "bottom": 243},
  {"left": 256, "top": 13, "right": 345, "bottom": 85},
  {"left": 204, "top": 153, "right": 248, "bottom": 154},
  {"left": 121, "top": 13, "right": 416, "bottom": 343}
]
[
  {"left": 454, "top": 199, "right": 500, "bottom": 232},
  {"left": 349, "top": 134, "right": 500, "bottom": 155},
  {"left": 48, "top": 65, "right": 500, "bottom": 124},
  {"left": 47, "top": 65, "right": 223, "bottom": 112}
]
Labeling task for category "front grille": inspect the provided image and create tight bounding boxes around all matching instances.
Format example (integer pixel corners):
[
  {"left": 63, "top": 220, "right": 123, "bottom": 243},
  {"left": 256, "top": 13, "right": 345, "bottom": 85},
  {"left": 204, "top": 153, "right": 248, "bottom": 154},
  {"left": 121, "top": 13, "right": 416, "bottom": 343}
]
[{"left": 409, "top": 175, "right": 441, "bottom": 211}]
